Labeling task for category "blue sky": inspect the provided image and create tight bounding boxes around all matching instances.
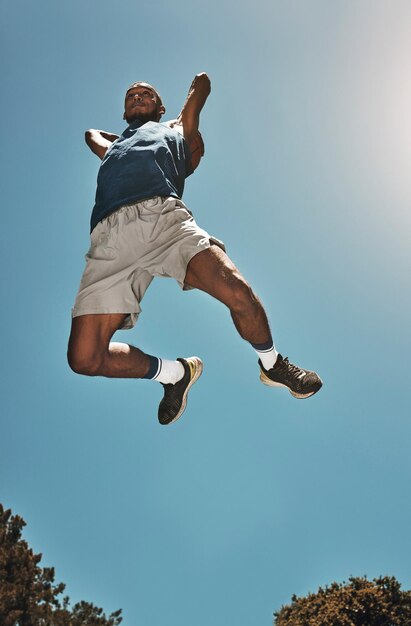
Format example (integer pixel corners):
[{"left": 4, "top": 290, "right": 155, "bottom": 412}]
[{"left": 1, "top": 1, "right": 410, "bottom": 624}]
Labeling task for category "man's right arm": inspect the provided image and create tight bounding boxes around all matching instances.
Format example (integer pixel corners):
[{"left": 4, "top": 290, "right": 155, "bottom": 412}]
[{"left": 85, "top": 129, "right": 119, "bottom": 160}]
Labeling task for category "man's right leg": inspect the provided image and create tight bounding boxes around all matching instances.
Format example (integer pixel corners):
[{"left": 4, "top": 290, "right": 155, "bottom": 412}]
[
  {"left": 67, "top": 313, "right": 203, "bottom": 424},
  {"left": 67, "top": 313, "right": 151, "bottom": 378}
]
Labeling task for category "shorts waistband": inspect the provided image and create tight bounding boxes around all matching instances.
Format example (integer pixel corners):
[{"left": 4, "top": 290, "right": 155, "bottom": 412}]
[{"left": 96, "top": 197, "right": 174, "bottom": 228}]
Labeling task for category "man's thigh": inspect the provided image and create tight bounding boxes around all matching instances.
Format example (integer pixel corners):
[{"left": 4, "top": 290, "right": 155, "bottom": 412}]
[
  {"left": 68, "top": 313, "right": 128, "bottom": 358},
  {"left": 184, "top": 246, "right": 250, "bottom": 305}
]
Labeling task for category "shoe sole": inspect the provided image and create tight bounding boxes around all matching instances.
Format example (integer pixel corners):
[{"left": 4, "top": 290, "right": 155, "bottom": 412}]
[
  {"left": 166, "top": 357, "right": 203, "bottom": 425},
  {"left": 259, "top": 369, "right": 322, "bottom": 399}
]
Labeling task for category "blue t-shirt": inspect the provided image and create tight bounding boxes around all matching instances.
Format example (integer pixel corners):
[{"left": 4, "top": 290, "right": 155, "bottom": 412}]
[{"left": 90, "top": 119, "right": 193, "bottom": 231}]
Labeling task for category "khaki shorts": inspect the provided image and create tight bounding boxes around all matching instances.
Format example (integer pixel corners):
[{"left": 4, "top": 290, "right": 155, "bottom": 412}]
[{"left": 72, "top": 196, "right": 225, "bottom": 329}]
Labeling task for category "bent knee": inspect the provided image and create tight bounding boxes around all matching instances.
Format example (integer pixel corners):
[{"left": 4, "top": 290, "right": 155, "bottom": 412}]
[{"left": 67, "top": 348, "right": 104, "bottom": 376}]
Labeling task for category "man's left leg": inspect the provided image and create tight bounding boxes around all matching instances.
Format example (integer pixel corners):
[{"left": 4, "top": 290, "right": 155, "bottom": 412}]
[{"left": 185, "top": 246, "right": 322, "bottom": 398}]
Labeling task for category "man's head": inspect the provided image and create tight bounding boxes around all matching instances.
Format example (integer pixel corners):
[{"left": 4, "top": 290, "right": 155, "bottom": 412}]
[{"left": 123, "top": 82, "right": 165, "bottom": 124}]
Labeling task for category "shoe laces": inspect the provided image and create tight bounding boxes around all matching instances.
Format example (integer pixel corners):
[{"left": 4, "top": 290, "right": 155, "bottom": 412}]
[{"left": 281, "top": 357, "right": 304, "bottom": 378}]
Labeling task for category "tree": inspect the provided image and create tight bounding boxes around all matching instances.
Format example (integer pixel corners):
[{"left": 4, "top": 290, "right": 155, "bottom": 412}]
[
  {"left": 274, "top": 575, "right": 411, "bottom": 626},
  {"left": 0, "top": 504, "right": 122, "bottom": 626}
]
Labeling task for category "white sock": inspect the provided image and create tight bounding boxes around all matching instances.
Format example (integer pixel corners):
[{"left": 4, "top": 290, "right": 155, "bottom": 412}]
[
  {"left": 252, "top": 341, "right": 278, "bottom": 370},
  {"left": 153, "top": 358, "right": 185, "bottom": 385}
]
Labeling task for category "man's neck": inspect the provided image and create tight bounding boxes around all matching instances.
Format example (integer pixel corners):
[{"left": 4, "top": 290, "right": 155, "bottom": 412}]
[
  {"left": 128, "top": 118, "right": 146, "bottom": 128},
  {"left": 126, "top": 114, "right": 161, "bottom": 126}
]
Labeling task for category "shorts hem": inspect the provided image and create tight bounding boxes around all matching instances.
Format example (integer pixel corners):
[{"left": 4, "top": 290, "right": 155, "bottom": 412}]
[{"left": 71, "top": 307, "right": 140, "bottom": 330}]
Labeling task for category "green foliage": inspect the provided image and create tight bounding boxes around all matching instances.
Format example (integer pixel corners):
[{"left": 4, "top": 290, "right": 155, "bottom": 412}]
[
  {"left": 0, "top": 504, "right": 122, "bottom": 626},
  {"left": 274, "top": 575, "right": 411, "bottom": 626}
]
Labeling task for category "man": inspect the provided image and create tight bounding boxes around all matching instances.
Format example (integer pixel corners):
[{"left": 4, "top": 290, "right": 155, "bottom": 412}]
[{"left": 68, "top": 73, "right": 322, "bottom": 425}]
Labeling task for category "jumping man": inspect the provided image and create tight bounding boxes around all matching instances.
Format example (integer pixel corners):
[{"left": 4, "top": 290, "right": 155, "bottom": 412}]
[{"left": 68, "top": 73, "right": 323, "bottom": 425}]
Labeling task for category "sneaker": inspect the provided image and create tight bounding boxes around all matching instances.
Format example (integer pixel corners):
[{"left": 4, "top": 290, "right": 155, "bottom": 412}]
[
  {"left": 259, "top": 354, "right": 322, "bottom": 399},
  {"left": 158, "top": 357, "right": 203, "bottom": 425}
]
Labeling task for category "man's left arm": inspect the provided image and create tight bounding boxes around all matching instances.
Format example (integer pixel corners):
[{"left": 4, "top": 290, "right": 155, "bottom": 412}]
[
  {"left": 167, "top": 73, "right": 211, "bottom": 145},
  {"left": 177, "top": 72, "right": 211, "bottom": 145}
]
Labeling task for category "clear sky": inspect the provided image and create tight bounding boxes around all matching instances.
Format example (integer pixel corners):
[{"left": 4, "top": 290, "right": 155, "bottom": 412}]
[{"left": 1, "top": 1, "right": 411, "bottom": 624}]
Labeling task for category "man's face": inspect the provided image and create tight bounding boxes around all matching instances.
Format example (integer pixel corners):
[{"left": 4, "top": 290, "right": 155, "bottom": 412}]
[{"left": 123, "top": 83, "right": 165, "bottom": 124}]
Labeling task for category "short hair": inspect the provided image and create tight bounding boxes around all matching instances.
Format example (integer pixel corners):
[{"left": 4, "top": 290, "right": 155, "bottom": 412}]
[{"left": 125, "top": 82, "right": 163, "bottom": 107}]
